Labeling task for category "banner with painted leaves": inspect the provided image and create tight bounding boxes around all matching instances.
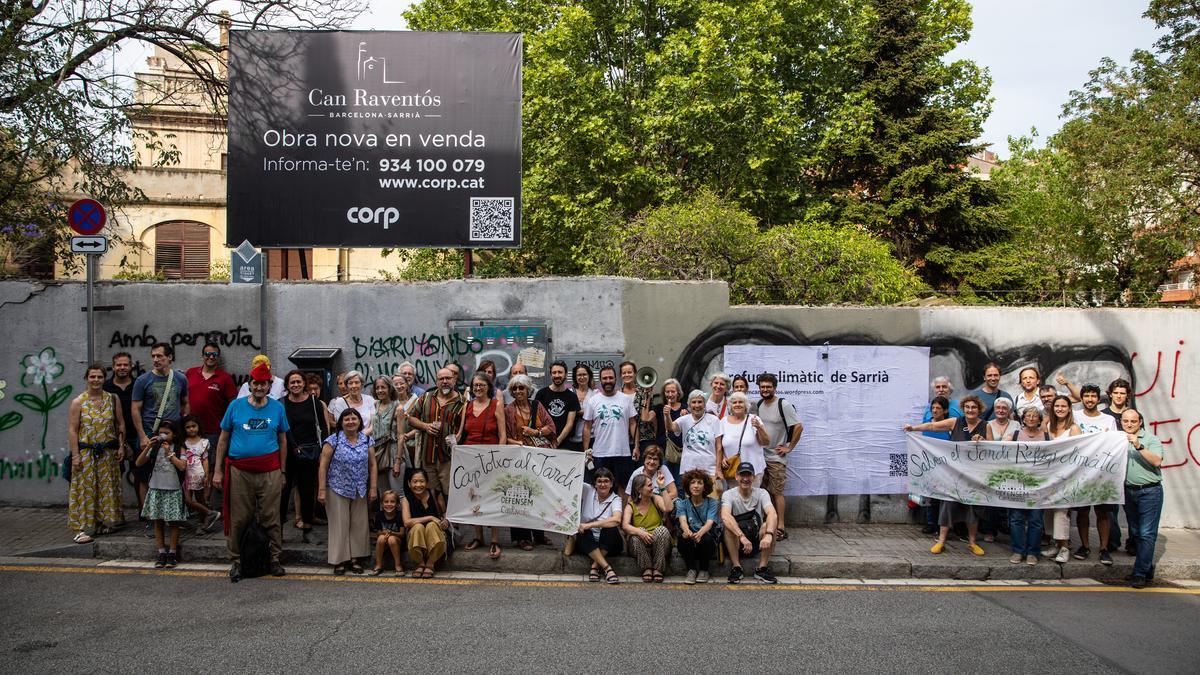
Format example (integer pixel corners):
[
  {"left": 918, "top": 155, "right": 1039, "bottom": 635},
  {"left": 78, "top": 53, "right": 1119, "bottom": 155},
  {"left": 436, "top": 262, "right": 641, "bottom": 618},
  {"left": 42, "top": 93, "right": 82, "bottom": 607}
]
[
  {"left": 906, "top": 432, "right": 1128, "bottom": 509},
  {"left": 445, "top": 444, "right": 585, "bottom": 533}
]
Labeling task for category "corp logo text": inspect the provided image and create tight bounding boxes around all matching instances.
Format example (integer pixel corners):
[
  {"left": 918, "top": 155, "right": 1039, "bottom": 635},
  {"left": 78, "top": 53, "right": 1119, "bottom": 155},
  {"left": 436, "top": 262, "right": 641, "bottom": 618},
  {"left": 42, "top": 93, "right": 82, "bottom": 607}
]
[{"left": 346, "top": 206, "right": 400, "bottom": 229}]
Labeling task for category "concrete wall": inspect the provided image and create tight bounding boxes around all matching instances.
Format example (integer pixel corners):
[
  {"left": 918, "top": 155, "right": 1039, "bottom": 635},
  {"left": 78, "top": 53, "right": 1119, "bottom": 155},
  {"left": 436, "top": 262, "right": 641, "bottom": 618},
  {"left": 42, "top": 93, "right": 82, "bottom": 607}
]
[{"left": 3, "top": 279, "right": 1198, "bottom": 527}]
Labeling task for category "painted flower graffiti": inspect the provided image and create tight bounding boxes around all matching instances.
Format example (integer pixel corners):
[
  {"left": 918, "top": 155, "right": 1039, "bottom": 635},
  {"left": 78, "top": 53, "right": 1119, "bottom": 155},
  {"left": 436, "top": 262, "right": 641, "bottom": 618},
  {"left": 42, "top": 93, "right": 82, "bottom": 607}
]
[
  {"left": 15, "top": 347, "right": 72, "bottom": 449},
  {"left": 0, "top": 378, "right": 20, "bottom": 433}
]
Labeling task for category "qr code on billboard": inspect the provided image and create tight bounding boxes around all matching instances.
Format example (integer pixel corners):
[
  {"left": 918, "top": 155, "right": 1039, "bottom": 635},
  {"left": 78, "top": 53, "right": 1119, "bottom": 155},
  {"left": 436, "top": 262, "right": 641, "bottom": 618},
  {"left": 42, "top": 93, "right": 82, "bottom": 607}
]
[
  {"left": 470, "top": 197, "right": 514, "bottom": 241},
  {"left": 888, "top": 453, "right": 908, "bottom": 477}
]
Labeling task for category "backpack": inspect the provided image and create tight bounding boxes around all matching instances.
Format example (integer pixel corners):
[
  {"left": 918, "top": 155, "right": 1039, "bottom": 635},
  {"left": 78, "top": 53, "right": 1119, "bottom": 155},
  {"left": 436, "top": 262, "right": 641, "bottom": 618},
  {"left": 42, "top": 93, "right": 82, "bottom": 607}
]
[{"left": 238, "top": 518, "right": 273, "bottom": 579}]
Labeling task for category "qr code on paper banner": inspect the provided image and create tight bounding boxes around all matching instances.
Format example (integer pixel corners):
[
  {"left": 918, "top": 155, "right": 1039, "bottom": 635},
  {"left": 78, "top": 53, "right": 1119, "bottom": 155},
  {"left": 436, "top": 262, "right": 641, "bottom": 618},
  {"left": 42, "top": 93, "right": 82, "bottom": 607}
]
[
  {"left": 888, "top": 453, "right": 908, "bottom": 477},
  {"left": 470, "top": 197, "right": 515, "bottom": 241}
]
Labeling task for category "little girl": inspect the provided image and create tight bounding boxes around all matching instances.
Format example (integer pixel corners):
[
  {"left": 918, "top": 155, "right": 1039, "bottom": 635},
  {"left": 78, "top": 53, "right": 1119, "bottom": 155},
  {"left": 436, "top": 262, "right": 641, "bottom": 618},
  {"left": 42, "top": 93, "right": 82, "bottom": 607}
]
[
  {"left": 180, "top": 416, "right": 220, "bottom": 531},
  {"left": 373, "top": 490, "right": 406, "bottom": 576},
  {"left": 135, "top": 420, "right": 189, "bottom": 569}
]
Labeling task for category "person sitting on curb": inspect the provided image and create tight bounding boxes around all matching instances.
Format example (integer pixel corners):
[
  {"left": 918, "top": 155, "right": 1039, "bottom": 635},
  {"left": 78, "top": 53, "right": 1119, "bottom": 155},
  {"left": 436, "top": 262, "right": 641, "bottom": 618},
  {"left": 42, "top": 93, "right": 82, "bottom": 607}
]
[
  {"left": 675, "top": 469, "right": 720, "bottom": 584},
  {"left": 720, "top": 462, "right": 778, "bottom": 584},
  {"left": 577, "top": 467, "right": 623, "bottom": 584}
]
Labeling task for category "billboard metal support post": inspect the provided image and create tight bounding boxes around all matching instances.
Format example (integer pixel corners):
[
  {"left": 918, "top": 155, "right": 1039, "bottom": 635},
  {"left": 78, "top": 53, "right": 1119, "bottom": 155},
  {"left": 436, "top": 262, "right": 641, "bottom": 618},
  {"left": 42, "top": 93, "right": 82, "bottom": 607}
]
[{"left": 86, "top": 255, "right": 95, "bottom": 364}]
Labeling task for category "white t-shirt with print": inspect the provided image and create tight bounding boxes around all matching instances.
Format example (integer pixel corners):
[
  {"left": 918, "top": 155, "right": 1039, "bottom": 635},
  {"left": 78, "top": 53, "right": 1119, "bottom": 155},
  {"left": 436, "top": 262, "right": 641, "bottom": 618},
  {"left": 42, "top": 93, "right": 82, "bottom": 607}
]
[
  {"left": 583, "top": 392, "right": 634, "bottom": 458},
  {"left": 1074, "top": 410, "right": 1117, "bottom": 434},
  {"left": 676, "top": 412, "right": 724, "bottom": 476}
]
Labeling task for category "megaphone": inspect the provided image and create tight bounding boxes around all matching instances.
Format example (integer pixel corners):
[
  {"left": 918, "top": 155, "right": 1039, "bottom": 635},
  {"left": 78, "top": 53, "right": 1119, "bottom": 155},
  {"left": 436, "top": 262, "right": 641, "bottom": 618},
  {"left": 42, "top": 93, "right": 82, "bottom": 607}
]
[{"left": 636, "top": 366, "right": 658, "bottom": 390}]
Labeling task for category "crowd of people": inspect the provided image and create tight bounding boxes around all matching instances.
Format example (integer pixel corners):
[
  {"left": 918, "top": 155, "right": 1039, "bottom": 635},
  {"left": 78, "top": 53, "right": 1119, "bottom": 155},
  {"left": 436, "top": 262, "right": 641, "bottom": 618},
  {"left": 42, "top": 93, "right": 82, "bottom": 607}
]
[{"left": 65, "top": 346, "right": 1163, "bottom": 588}]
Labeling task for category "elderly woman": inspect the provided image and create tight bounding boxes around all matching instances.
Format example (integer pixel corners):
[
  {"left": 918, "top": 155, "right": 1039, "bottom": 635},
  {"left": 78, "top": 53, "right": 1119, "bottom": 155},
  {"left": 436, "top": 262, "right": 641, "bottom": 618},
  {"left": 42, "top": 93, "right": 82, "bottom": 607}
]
[
  {"left": 506, "top": 373, "right": 557, "bottom": 549},
  {"left": 328, "top": 371, "right": 376, "bottom": 437},
  {"left": 905, "top": 395, "right": 989, "bottom": 556},
  {"left": 401, "top": 467, "right": 451, "bottom": 578},
  {"left": 666, "top": 390, "right": 724, "bottom": 488},
  {"left": 1120, "top": 409, "right": 1164, "bottom": 588},
  {"left": 577, "top": 467, "right": 623, "bottom": 584},
  {"left": 372, "top": 376, "right": 400, "bottom": 503},
  {"left": 318, "top": 408, "right": 377, "bottom": 575},
  {"left": 675, "top": 468, "right": 720, "bottom": 584},
  {"left": 650, "top": 378, "right": 685, "bottom": 482},
  {"left": 717, "top": 392, "right": 770, "bottom": 486},
  {"left": 625, "top": 445, "right": 678, "bottom": 504},
  {"left": 1008, "top": 406, "right": 1049, "bottom": 564},
  {"left": 458, "top": 372, "right": 507, "bottom": 559},
  {"left": 67, "top": 364, "right": 126, "bottom": 544},
  {"left": 706, "top": 373, "right": 730, "bottom": 419},
  {"left": 622, "top": 474, "right": 671, "bottom": 582}
]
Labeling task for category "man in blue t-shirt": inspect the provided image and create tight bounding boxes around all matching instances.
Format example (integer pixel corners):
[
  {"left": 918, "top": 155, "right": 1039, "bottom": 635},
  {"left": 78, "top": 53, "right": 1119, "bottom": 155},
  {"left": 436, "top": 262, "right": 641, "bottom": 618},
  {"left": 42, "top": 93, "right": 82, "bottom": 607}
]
[
  {"left": 130, "top": 343, "right": 189, "bottom": 509},
  {"left": 968, "top": 362, "right": 1011, "bottom": 421},
  {"left": 214, "top": 361, "right": 289, "bottom": 582}
]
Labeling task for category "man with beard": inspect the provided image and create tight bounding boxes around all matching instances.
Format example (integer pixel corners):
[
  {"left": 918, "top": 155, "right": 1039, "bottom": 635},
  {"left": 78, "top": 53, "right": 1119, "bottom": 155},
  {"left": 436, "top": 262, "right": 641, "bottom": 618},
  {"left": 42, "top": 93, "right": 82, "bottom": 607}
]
[
  {"left": 1071, "top": 383, "right": 1119, "bottom": 563},
  {"left": 103, "top": 352, "right": 137, "bottom": 521},
  {"left": 406, "top": 367, "right": 465, "bottom": 496},
  {"left": 969, "top": 362, "right": 1011, "bottom": 420},
  {"left": 535, "top": 361, "right": 581, "bottom": 450},
  {"left": 583, "top": 366, "right": 637, "bottom": 496},
  {"left": 214, "top": 360, "right": 289, "bottom": 582},
  {"left": 753, "top": 374, "right": 802, "bottom": 541},
  {"left": 131, "top": 343, "right": 189, "bottom": 524}
]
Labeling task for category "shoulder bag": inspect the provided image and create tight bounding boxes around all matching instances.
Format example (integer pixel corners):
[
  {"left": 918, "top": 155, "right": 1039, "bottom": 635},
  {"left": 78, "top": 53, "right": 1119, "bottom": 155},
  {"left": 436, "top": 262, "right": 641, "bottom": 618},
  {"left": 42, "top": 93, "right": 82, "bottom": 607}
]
[
  {"left": 721, "top": 416, "right": 749, "bottom": 480},
  {"left": 294, "top": 396, "right": 323, "bottom": 461}
]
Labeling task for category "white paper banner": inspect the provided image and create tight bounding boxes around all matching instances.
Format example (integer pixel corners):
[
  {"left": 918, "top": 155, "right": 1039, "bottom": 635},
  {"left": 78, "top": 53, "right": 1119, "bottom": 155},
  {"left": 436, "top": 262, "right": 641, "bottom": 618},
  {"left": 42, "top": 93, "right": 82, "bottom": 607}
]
[
  {"left": 446, "top": 444, "right": 585, "bottom": 533},
  {"left": 725, "top": 345, "right": 929, "bottom": 496},
  {"left": 906, "top": 433, "right": 1128, "bottom": 509}
]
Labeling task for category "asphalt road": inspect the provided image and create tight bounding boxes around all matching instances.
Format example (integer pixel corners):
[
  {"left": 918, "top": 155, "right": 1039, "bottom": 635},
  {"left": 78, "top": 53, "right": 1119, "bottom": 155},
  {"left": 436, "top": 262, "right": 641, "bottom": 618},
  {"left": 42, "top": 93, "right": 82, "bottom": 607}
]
[{"left": 1, "top": 566, "right": 1198, "bottom": 674}]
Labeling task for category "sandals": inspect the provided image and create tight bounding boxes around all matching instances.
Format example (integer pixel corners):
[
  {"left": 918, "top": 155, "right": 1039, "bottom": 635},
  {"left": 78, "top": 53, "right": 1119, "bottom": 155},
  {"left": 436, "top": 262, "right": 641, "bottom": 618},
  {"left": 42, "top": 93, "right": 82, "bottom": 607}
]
[
  {"left": 588, "top": 566, "right": 601, "bottom": 582},
  {"left": 464, "top": 538, "right": 483, "bottom": 551},
  {"left": 294, "top": 518, "right": 304, "bottom": 529},
  {"left": 73, "top": 532, "right": 93, "bottom": 544},
  {"left": 371, "top": 567, "right": 384, "bottom": 576},
  {"left": 489, "top": 542, "right": 502, "bottom": 560},
  {"left": 652, "top": 571, "right": 664, "bottom": 583},
  {"left": 94, "top": 524, "right": 114, "bottom": 536},
  {"left": 775, "top": 529, "right": 789, "bottom": 541},
  {"left": 349, "top": 561, "right": 365, "bottom": 574},
  {"left": 641, "top": 569, "right": 654, "bottom": 583},
  {"left": 333, "top": 564, "right": 347, "bottom": 576},
  {"left": 604, "top": 566, "right": 619, "bottom": 585},
  {"left": 518, "top": 540, "right": 535, "bottom": 551}
]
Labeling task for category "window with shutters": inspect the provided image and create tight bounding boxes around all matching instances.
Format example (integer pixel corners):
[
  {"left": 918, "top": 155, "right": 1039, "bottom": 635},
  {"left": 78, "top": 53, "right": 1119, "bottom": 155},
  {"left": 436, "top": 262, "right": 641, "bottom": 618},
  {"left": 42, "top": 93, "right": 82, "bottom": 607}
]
[
  {"left": 153, "top": 221, "right": 210, "bottom": 279},
  {"left": 266, "top": 248, "right": 314, "bottom": 280}
]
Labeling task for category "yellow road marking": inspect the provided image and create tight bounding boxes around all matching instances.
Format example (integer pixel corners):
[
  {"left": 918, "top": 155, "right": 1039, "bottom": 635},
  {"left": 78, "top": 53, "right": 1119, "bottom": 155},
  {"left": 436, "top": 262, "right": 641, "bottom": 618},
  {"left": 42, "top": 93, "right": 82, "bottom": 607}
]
[{"left": 1, "top": 563, "right": 1198, "bottom": 594}]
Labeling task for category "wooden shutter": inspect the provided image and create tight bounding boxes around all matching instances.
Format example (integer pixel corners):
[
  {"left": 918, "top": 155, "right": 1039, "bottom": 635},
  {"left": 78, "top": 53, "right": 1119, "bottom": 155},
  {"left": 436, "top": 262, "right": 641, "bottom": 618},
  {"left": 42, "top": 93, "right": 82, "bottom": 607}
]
[
  {"left": 154, "top": 221, "right": 210, "bottom": 279},
  {"left": 266, "top": 248, "right": 314, "bottom": 280}
]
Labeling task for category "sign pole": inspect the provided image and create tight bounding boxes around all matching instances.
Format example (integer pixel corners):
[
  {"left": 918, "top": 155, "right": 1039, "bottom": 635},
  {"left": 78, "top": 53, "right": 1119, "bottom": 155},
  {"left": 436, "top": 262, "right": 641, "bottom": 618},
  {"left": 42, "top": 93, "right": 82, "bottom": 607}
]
[{"left": 86, "top": 254, "right": 95, "bottom": 364}]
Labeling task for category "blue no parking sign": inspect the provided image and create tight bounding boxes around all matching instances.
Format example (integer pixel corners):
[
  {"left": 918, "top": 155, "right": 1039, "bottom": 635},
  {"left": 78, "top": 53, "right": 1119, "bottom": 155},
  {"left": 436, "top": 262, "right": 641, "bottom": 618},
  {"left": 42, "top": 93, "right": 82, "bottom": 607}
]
[{"left": 68, "top": 199, "right": 106, "bottom": 235}]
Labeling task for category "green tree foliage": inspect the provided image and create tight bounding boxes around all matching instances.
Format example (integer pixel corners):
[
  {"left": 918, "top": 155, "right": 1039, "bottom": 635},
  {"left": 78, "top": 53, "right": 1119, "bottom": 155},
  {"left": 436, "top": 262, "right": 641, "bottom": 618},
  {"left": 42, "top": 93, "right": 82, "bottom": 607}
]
[
  {"left": 0, "top": 0, "right": 363, "bottom": 276},
  {"left": 939, "top": 1, "right": 1199, "bottom": 304},
  {"left": 403, "top": 0, "right": 990, "bottom": 280},
  {"left": 609, "top": 190, "right": 926, "bottom": 304},
  {"left": 815, "top": 0, "right": 998, "bottom": 268}
]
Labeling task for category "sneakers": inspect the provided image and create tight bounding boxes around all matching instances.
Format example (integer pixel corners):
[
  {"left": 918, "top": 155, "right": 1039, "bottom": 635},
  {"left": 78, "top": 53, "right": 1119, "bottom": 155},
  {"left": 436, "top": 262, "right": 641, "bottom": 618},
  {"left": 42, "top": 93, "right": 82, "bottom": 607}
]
[
  {"left": 1131, "top": 576, "right": 1147, "bottom": 589},
  {"left": 153, "top": 552, "right": 167, "bottom": 569},
  {"left": 753, "top": 567, "right": 778, "bottom": 584},
  {"left": 271, "top": 562, "right": 287, "bottom": 577},
  {"left": 202, "top": 511, "right": 222, "bottom": 532},
  {"left": 727, "top": 566, "right": 744, "bottom": 584},
  {"left": 1100, "top": 550, "right": 1113, "bottom": 566},
  {"left": 684, "top": 569, "right": 698, "bottom": 585},
  {"left": 1025, "top": 554, "right": 1038, "bottom": 565},
  {"left": 697, "top": 570, "right": 710, "bottom": 583},
  {"left": 1041, "top": 545, "right": 1059, "bottom": 558},
  {"left": 1054, "top": 546, "right": 1071, "bottom": 564},
  {"left": 1009, "top": 553, "right": 1024, "bottom": 564},
  {"left": 1072, "top": 546, "right": 1090, "bottom": 560},
  {"left": 229, "top": 562, "right": 241, "bottom": 583},
  {"left": 164, "top": 552, "right": 178, "bottom": 569}
]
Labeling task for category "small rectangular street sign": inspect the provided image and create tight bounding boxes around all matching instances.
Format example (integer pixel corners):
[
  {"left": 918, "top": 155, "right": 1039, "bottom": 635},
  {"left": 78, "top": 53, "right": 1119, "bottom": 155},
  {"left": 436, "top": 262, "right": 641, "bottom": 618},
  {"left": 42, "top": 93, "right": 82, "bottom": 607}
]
[{"left": 70, "top": 235, "right": 108, "bottom": 254}]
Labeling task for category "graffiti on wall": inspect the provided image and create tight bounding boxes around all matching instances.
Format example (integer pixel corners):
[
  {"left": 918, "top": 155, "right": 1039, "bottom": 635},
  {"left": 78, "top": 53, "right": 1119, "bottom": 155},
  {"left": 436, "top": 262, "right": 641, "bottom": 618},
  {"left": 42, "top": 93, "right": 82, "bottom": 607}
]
[
  {"left": 12, "top": 347, "right": 72, "bottom": 449},
  {"left": 352, "top": 331, "right": 484, "bottom": 384},
  {"left": 0, "top": 452, "right": 61, "bottom": 482},
  {"left": 108, "top": 324, "right": 260, "bottom": 351},
  {"left": 674, "top": 321, "right": 1198, "bottom": 476},
  {"left": 449, "top": 320, "right": 552, "bottom": 390}
]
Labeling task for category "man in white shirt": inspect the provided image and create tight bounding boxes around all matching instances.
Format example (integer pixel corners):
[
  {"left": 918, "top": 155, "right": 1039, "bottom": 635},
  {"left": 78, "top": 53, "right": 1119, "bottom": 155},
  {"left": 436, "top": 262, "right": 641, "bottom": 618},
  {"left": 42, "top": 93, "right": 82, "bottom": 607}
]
[
  {"left": 1013, "top": 367, "right": 1043, "bottom": 418},
  {"left": 1072, "top": 383, "right": 1119, "bottom": 564},
  {"left": 720, "top": 462, "right": 778, "bottom": 584},
  {"left": 583, "top": 366, "right": 637, "bottom": 497}
]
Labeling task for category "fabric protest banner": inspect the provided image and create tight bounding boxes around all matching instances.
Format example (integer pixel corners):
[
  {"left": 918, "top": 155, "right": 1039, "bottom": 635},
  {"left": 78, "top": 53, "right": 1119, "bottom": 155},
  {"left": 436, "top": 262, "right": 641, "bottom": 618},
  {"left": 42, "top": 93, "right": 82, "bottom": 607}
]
[
  {"left": 724, "top": 345, "right": 929, "bottom": 496},
  {"left": 906, "top": 433, "right": 1127, "bottom": 509},
  {"left": 446, "top": 444, "right": 585, "bottom": 533}
]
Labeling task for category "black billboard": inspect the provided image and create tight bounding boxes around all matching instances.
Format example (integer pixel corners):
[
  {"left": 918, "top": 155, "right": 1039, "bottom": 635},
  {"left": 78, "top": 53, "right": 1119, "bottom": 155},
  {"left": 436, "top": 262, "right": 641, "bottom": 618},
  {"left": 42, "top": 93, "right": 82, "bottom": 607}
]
[{"left": 226, "top": 31, "right": 521, "bottom": 248}]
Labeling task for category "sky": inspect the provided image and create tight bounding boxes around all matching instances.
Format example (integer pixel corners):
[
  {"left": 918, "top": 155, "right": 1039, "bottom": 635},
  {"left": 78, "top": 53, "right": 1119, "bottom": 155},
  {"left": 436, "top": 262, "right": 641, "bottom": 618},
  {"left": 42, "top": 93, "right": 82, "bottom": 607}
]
[{"left": 116, "top": 0, "right": 1164, "bottom": 159}]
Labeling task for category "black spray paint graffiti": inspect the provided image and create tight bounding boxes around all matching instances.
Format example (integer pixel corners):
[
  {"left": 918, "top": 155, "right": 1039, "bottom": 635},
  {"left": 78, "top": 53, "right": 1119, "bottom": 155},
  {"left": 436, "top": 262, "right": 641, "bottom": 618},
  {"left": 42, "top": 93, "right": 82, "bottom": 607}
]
[
  {"left": 673, "top": 322, "right": 1135, "bottom": 405},
  {"left": 0, "top": 452, "right": 60, "bottom": 482},
  {"left": 108, "top": 324, "right": 261, "bottom": 352}
]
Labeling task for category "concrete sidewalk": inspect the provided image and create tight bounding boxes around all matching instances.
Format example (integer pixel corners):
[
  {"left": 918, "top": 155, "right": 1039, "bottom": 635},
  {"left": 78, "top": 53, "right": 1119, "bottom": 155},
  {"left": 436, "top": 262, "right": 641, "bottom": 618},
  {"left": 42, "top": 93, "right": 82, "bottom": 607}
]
[{"left": 5, "top": 505, "right": 1198, "bottom": 581}]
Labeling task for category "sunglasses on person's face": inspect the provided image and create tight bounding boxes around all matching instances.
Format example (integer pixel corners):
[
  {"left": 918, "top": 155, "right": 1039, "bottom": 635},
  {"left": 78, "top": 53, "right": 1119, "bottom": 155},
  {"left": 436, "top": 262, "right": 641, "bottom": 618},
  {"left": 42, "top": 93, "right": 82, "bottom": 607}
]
[{"left": 203, "top": 352, "right": 219, "bottom": 358}]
